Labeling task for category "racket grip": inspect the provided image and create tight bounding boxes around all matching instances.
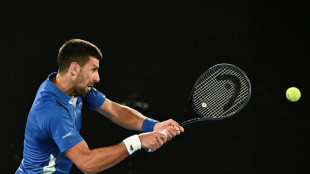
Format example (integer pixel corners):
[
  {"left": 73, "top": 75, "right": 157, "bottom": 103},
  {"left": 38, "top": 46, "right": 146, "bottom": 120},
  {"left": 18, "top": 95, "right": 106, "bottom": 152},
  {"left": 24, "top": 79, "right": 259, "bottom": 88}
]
[{"left": 145, "top": 130, "right": 167, "bottom": 152}]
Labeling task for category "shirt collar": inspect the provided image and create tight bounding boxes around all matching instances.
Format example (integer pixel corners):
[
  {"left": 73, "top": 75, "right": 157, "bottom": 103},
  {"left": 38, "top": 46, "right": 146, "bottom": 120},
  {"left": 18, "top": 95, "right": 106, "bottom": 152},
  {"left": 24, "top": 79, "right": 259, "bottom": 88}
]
[{"left": 45, "top": 72, "right": 73, "bottom": 105}]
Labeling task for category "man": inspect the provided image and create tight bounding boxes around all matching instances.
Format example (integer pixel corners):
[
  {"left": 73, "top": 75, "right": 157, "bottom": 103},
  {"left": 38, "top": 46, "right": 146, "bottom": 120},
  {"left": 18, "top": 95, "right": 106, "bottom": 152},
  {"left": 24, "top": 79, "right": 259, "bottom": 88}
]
[{"left": 16, "top": 39, "right": 184, "bottom": 174}]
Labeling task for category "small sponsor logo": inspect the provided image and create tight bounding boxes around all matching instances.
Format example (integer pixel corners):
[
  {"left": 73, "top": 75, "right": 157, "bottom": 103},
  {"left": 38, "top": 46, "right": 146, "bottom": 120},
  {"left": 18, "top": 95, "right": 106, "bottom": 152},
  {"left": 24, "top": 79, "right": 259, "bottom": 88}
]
[
  {"left": 129, "top": 145, "right": 133, "bottom": 151},
  {"left": 62, "top": 132, "right": 72, "bottom": 139}
]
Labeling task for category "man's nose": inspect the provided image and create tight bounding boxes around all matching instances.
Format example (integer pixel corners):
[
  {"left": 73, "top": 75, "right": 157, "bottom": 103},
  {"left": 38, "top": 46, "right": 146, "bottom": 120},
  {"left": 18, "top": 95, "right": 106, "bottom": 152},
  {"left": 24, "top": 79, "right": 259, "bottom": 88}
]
[{"left": 94, "top": 72, "right": 100, "bottom": 83}]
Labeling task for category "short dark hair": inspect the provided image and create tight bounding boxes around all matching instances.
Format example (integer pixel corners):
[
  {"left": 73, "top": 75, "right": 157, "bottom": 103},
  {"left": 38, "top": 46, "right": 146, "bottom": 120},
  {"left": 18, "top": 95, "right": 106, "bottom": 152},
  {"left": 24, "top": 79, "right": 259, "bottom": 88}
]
[{"left": 57, "top": 39, "right": 103, "bottom": 73}]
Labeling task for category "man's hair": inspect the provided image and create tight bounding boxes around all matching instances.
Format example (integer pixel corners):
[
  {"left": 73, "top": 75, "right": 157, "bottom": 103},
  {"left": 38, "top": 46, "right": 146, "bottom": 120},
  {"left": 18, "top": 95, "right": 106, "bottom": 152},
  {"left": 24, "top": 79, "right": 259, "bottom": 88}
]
[{"left": 57, "top": 39, "right": 103, "bottom": 73}]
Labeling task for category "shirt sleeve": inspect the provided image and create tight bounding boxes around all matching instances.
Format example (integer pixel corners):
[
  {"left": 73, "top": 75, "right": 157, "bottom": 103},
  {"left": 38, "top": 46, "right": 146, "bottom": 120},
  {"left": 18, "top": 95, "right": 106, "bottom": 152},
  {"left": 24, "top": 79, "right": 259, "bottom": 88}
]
[
  {"left": 83, "top": 87, "right": 106, "bottom": 110},
  {"left": 36, "top": 104, "right": 84, "bottom": 153}
]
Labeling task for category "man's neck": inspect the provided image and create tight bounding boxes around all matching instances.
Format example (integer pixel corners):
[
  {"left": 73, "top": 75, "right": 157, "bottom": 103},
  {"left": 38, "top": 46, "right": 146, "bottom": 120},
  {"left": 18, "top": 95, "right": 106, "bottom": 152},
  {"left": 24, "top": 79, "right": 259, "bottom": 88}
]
[{"left": 51, "top": 73, "right": 75, "bottom": 96}]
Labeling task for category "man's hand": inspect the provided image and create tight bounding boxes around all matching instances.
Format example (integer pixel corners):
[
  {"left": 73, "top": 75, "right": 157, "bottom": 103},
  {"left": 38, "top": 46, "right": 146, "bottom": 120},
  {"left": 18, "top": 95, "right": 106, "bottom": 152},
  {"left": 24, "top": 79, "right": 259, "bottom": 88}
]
[
  {"left": 153, "top": 119, "right": 184, "bottom": 140},
  {"left": 138, "top": 132, "right": 167, "bottom": 152}
]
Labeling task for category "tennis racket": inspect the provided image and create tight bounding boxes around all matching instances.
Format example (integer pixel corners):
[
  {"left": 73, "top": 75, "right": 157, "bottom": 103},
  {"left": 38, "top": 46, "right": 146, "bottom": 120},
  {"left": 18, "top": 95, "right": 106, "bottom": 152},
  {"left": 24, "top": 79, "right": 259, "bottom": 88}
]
[
  {"left": 146, "top": 63, "right": 251, "bottom": 152},
  {"left": 178, "top": 63, "right": 251, "bottom": 125}
]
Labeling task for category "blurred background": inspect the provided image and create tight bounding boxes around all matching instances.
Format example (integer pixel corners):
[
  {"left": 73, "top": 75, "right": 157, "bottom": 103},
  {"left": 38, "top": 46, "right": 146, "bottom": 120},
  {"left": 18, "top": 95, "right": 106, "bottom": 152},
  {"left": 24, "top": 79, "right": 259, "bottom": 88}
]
[{"left": 1, "top": 1, "right": 309, "bottom": 173}]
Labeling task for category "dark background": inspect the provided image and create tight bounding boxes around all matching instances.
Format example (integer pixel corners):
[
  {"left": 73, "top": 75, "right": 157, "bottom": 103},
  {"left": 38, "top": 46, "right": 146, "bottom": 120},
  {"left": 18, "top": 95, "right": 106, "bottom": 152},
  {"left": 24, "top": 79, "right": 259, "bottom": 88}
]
[{"left": 1, "top": 1, "right": 309, "bottom": 173}]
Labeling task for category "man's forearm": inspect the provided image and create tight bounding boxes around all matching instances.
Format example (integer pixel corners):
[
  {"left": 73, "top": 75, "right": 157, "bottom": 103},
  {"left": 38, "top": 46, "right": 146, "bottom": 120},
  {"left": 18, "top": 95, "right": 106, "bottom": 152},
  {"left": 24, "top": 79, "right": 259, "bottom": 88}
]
[
  {"left": 96, "top": 99, "right": 146, "bottom": 131},
  {"left": 112, "top": 104, "right": 146, "bottom": 131},
  {"left": 65, "top": 141, "right": 129, "bottom": 174},
  {"left": 82, "top": 143, "right": 128, "bottom": 173}
]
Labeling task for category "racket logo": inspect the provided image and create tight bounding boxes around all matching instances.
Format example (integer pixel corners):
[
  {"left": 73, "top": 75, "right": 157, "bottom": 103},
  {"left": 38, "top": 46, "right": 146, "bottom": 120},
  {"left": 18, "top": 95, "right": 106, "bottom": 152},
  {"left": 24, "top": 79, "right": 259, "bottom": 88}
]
[{"left": 216, "top": 74, "right": 241, "bottom": 112}]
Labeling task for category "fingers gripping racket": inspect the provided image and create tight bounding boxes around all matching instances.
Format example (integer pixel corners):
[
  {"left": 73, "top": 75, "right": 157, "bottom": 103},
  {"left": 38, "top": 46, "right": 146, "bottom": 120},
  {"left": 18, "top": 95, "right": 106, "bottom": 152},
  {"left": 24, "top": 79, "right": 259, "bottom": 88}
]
[{"left": 146, "top": 63, "right": 251, "bottom": 152}]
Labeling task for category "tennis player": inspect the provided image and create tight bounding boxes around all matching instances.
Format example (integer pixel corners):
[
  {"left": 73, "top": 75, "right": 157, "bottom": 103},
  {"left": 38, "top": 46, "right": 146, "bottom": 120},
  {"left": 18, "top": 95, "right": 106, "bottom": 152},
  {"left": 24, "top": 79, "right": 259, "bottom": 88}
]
[{"left": 16, "top": 39, "right": 184, "bottom": 174}]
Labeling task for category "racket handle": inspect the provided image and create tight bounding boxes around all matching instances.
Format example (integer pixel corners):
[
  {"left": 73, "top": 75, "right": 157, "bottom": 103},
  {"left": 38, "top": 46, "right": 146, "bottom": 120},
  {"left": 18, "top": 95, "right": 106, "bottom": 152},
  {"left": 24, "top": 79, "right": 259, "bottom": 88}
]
[{"left": 145, "top": 130, "right": 167, "bottom": 152}]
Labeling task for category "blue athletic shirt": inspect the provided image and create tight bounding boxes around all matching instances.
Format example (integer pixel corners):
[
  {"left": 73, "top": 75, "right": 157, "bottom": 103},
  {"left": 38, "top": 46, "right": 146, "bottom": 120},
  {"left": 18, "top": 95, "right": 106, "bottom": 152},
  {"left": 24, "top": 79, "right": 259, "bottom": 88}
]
[{"left": 16, "top": 72, "right": 106, "bottom": 174}]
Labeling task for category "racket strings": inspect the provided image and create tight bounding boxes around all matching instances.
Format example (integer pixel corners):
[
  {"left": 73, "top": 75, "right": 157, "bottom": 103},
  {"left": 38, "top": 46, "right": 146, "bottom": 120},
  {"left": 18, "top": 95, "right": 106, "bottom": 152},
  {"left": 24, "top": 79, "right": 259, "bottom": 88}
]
[{"left": 192, "top": 66, "right": 250, "bottom": 119}]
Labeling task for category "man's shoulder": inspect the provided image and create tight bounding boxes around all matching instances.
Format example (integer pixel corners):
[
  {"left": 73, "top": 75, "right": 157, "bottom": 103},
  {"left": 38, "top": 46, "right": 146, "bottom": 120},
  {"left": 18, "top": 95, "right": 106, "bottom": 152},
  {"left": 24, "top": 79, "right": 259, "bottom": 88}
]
[
  {"left": 32, "top": 91, "right": 68, "bottom": 120},
  {"left": 34, "top": 90, "right": 63, "bottom": 109}
]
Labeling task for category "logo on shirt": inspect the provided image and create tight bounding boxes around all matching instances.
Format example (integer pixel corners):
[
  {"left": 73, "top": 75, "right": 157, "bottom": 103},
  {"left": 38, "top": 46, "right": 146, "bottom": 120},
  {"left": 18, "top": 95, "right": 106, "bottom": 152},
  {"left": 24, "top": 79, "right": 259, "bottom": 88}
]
[
  {"left": 62, "top": 132, "right": 72, "bottom": 139},
  {"left": 79, "top": 102, "right": 83, "bottom": 108}
]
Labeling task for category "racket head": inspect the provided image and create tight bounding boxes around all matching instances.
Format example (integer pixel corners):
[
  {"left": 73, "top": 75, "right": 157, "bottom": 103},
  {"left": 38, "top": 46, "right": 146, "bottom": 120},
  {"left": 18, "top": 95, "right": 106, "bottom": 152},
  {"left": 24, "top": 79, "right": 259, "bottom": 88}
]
[{"left": 191, "top": 63, "right": 251, "bottom": 121}]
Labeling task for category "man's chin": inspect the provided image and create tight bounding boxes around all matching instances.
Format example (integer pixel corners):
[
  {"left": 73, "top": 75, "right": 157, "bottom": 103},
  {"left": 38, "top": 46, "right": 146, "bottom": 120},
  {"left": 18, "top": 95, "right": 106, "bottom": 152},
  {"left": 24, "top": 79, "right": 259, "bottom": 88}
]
[
  {"left": 84, "top": 86, "right": 92, "bottom": 95},
  {"left": 75, "top": 89, "right": 88, "bottom": 98}
]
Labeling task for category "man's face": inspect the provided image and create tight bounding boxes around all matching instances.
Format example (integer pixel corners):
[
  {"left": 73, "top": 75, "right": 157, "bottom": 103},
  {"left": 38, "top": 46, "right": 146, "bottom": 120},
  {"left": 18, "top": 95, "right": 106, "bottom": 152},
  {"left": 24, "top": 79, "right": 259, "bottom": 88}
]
[{"left": 73, "top": 56, "right": 100, "bottom": 97}]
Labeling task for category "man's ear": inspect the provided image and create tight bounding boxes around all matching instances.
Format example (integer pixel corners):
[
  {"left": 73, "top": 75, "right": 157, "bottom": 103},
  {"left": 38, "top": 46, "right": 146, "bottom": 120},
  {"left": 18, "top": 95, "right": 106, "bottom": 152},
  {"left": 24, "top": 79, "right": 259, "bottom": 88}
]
[{"left": 69, "top": 62, "right": 80, "bottom": 76}]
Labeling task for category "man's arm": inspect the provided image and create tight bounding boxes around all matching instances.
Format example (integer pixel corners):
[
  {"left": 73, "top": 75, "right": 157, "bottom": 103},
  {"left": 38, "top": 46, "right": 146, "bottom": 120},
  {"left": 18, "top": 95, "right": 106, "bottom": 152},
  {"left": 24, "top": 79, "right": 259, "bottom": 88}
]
[
  {"left": 65, "top": 132, "right": 167, "bottom": 174},
  {"left": 65, "top": 140, "right": 128, "bottom": 174},
  {"left": 96, "top": 99, "right": 146, "bottom": 131},
  {"left": 65, "top": 99, "right": 184, "bottom": 173},
  {"left": 96, "top": 99, "right": 184, "bottom": 138}
]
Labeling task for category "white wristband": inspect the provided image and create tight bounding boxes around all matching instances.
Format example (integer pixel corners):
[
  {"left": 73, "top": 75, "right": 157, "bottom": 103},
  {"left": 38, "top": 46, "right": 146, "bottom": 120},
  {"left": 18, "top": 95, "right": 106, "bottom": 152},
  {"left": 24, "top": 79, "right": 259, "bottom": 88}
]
[{"left": 123, "top": 134, "right": 141, "bottom": 155}]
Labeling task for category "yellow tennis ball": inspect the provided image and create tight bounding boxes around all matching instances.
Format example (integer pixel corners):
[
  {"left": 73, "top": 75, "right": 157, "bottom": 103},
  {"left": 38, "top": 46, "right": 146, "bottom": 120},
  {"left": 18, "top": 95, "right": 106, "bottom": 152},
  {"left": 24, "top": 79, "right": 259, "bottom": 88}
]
[{"left": 286, "top": 87, "right": 301, "bottom": 102}]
